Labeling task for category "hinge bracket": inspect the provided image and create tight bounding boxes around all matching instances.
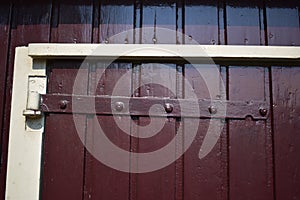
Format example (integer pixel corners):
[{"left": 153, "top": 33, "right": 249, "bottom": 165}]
[{"left": 23, "top": 77, "right": 46, "bottom": 119}]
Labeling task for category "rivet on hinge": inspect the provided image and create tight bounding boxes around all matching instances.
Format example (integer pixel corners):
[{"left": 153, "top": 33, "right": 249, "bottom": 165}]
[
  {"left": 59, "top": 100, "right": 68, "bottom": 110},
  {"left": 115, "top": 101, "right": 124, "bottom": 112},
  {"left": 164, "top": 103, "right": 173, "bottom": 113},
  {"left": 208, "top": 105, "right": 217, "bottom": 114},
  {"left": 259, "top": 107, "right": 268, "bottom": 116}
]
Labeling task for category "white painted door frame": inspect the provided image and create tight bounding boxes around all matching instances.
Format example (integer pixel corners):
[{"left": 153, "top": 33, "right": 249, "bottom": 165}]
[{"left": 5, "top": 44, "right": 300, "bottom": 199}]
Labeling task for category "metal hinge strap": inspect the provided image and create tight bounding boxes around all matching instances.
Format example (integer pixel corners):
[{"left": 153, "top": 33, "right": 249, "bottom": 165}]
[{"left": 39, "top": 94, "right": 269, "bottom": 120}]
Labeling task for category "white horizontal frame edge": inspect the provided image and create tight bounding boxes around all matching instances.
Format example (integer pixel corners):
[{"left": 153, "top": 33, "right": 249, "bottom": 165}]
[
  {"left": 28, "top": 43, "right": 300, "bottom": 59},
  {"left": 5, "top": 47, "right": 46, "bottom": 200}
]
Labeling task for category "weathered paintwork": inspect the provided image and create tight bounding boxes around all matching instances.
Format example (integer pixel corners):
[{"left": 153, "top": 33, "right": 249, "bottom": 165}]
[{"left": 0, "top": 0, "right": 299, "bottom": 199}]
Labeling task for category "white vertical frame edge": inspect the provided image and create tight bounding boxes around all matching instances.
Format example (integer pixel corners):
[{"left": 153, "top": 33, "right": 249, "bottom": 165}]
[{"left": 5, "top": 47, "right": 46, "bottom": 200}]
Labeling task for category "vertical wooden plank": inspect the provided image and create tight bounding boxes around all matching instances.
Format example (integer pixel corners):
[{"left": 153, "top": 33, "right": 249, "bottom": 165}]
[
  {"left": 43, "top": 114, "right": 86, "bottom": 198},
  {"left": 83, "top": 62, "right": 131, "bottom": 200},
  {"left": 184, "top": 118, "right": 227, "bottom": 200},
  {"left": 41, "top": 61, "right": 88, "bottom": 200},
  {"left": 218, "top": 0, "right": 226, "bottom": 45},
  {"left": 99, "top": 0, "right": 134, "bottom": 43},
  {"left": 185, "top": 0, "right": 219, "bottom": 45},
  {"left": 0, "top": 3, "right": 11, "bottom": 144},
  {"left": 0, "top": 2, "right": 11, "bottom": 198},
  {"left": 131, "top": 2, "right": 178, "bottom": 199},
  {"left": 266, "top": 0, "right": 300, "bottom": 46},
  {"left": 226, "top": 0, "right": 263, "bottom": 45},
  {"left": 228, "top": 67, "right": 273, "bottom": 200},
  {"left": 142, "top": 0, "right": 177, "bottom": 43},
  {"left": 183, "top": 0, "right": 227, "bottom": 198},
  {"left": 175, "top": 2, "right": 184, "bottom": 196},
  {"left": 184, "top": 65, "right": 227, "bottom": 200},
  {"left": 92, "top": 0, "right": 100, "bottom": 43},
  {"left": 42, "top": 1, "right": 93, "bottom": 199},
  {"left": 83, "top": 1, "right": 134, "bottom": 199},
  {"left": 51, "top": 0, "right": 93, "bottom": 43},
  {"left": 135, "top": 63, "right": 176, "bottom": 200},
  {"left": 226, "top": 1, "right": 273, "bottom": 199},
  {"left": 272, "top": 67, "right": 300, "bottom": 200},
  {"left": 10, "top": 1, "right": 52, "bottom": 47}
]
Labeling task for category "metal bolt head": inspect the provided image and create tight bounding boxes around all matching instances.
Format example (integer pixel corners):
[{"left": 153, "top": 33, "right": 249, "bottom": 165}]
[
  {"left": 59, "top": 100, "right": 68, "bottom": 109},
  {"left": 164, "top": 103, "right": 173, "bottom": 113},
  {"left": 208, "top": 106, "right": 217, "bottom": 114},
  {"left": 115, "top": 102, "right": 124, "bottom": 112},
  {"left": 259, "top": 107, "right": 268, "bottom": 116}
]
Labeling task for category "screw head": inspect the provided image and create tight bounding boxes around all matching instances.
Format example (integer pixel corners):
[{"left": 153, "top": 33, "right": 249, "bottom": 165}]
[
  {"left": 259, "top": 107, "right": 268, "bottom": 116},
  {"left": 115, "top": 102, "right": 124, "bottom": 112},
  {"left": 208, "top": 106, "right": 217, "bottom": 114},
  {"left": 59, "top": 100, "right": 68, "bottom": 109},
  {"left": 164, "top": 103, "right": 173, "bottom": 113}
]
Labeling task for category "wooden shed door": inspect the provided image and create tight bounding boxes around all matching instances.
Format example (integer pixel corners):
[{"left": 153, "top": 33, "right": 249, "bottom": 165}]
[{"left": 38, "top": 58, "right": 273, "bottom": 200}]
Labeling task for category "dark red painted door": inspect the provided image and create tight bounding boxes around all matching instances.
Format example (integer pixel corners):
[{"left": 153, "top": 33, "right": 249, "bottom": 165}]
[
  {"left": 38, "top": 1, "right": 300, "bottom": 200},
  {"left": 0, "top": 0, "right": 299, "bottom": 199},
  {"left": 39, "top": 56, "right": 284, "bottom": 200}
]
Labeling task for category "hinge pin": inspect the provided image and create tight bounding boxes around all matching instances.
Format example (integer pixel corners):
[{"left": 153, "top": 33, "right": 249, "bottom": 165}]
[{"left": 23, "top": 91, "right": 42, "bottom": 118}]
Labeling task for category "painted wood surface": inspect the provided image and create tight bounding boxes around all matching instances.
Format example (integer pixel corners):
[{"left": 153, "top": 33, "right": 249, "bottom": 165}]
[
  {"left": 226, "top": 1, "right": 273, "bottom": 199},
  {"left": 0, "top": 1, "right": 299, "bottom": 199},
  {"left": 0, "top": 2, "right": 11, "bottom": 197},
  {"left": 41, "top": 61, "right": 89, "bottom": 199}
]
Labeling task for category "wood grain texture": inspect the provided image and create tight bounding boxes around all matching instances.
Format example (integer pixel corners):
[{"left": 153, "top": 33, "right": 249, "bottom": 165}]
[
  {"left": 50, "top": 0, "right": 93, "bottom": 43},
  {"left": 82, "top": 1, "right": 134, "bottom": 199},
  {"left": 83, "top": 62, "right": 132, "bottom": 200},
  {"left": 184, "top": 64, "right": 227, "bottom": 200},
  {"left": 133, "top": 118, "right": 176, "bottom": 200},
  {"left": 185, "top": 0, "right": 219, "bottom": 45},
  {"left": 42, "top": 114, "right": 86, "bottom": 200},
  {"left": 99, "top": 0, "right": 134, "bottom": 43},
  {"left": 226, "top": 1, "right": 273, "bottom": 199},
  {"left": 135, "top": 63, "right": 177, "bottom": 200},
  {"left": 183, "top": 2, "right": 227, "bottom": 198},
  {"left": 184, "top": 118, "right": 227, "bottom": 200},
  {"left": 0, "top": 2, "right": 11, "bottom": 199},
  {"left": 272, "top": 67, "right": 300, "bottom": 200},
  {"left": 41, "top": 61, "right": 88, "bottom": 200},
  {"left": 266, "top": 0, "right": 300, "bottom": 46},
  {"left": 141, "top": 0, "right": 177, "bottom": 44},
  {"left": 0, "top": 1, "right": 299, "bottom": 200},
  {"left": 228, "top": 67, "right": 273, "bottom": 200},
  {"left": 225, "top": 0, "right": 263, "bottom": 45},
  {"left": 0, "top": 3, "right": 11, "bottom": 147},
  {"left": 132, "top": 2, "right": 179, "bottom": 199},
  {"left": 40, "top": 2, "right": 93, "bottom": 198}
]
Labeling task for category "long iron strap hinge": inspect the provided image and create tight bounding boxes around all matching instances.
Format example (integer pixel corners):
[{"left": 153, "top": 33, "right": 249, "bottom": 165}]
[{"left": 39, "top": 94, "right": 269, "bottom": 120}]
